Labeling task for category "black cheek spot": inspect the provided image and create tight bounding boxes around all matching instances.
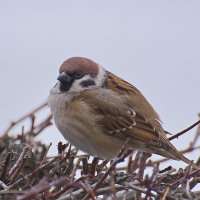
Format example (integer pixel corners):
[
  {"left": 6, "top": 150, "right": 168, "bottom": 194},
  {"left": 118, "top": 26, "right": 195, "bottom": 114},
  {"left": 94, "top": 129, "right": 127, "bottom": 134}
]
[{"left": 80, "top": 80, "right": 95, "bottom": 88}]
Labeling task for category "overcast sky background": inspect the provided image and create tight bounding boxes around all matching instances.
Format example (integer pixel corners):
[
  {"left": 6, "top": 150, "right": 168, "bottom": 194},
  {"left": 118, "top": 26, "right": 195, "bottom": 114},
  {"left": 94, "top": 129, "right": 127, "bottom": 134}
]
[{"left": 0, "top": 1, "right": 200, "bottom": 168}]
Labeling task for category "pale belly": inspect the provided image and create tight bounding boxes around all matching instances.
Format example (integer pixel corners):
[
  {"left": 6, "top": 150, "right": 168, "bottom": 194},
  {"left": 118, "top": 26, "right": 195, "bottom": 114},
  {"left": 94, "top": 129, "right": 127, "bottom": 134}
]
[{"left": 54, "top": 115, "right": 125, "bottom": 159}]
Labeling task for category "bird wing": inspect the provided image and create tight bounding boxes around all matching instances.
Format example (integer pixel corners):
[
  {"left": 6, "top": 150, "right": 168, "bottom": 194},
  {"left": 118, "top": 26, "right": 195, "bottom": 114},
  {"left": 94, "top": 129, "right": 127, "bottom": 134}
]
[
  {"left": 104, "top": 71, "right": 165, "bottom": 134},
  {"left": 80, "top": 89, "right": 190, "bottom": 161},
  {"left": 75, "top": 72, "right": 195, "bottom": 165},
  {"left": 79, "top": 89, "right": 163, "bottom": 148}
]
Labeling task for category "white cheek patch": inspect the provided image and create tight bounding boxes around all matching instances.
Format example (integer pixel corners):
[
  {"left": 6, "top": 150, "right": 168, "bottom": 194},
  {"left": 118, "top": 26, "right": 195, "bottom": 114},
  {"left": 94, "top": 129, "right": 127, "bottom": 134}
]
[
  {"left": 68, "top": 65, "right": 106, "bottom": 93},
  {"left": 69, "top": 75, "right": 92, "bottom": 92},
  {"left": 95, "top": 65, "right": 106, "bottom": 87}
]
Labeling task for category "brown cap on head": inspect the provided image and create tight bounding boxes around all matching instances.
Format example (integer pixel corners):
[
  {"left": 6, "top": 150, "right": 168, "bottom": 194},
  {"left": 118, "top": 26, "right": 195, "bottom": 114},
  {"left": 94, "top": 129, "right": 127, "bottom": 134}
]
[{"left": 59, "top": 57, "right": 99, "bottom": 78}]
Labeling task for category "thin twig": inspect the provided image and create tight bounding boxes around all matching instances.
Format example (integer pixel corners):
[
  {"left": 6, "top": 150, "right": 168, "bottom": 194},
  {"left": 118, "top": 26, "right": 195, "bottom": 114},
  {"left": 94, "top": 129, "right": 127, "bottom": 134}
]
[
  {"left": 169, "top": 119, "right": 200, "bottom": 141},
  {"left": 83, "top": 145, "right": 133, "bottom": 200},
  {"left": 3, "top": 102, "right": 47, "bottom": 135},
  {"left": 161, "top": 187, "right": 169, "bottom": 200}
]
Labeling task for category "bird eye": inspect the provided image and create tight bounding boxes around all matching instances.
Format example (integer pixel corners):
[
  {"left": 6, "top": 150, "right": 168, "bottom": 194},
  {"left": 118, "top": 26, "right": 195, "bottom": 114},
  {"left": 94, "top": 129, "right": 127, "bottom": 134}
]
[{"left": 74, "top": 72, "right": 84, "bottom": 79}]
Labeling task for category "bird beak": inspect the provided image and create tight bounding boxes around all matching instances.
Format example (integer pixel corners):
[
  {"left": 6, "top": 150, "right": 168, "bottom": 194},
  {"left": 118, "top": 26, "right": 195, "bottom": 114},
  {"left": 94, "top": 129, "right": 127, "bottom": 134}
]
[{"left": 57, "top": 73, "right": 72, "bottom": 83}]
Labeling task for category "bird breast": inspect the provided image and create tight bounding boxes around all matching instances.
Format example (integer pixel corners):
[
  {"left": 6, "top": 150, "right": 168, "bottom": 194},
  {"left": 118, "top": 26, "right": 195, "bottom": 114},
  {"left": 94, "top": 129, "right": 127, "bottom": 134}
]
[{"left": 48, "top": 90, "right": 124, "bottom": 159}]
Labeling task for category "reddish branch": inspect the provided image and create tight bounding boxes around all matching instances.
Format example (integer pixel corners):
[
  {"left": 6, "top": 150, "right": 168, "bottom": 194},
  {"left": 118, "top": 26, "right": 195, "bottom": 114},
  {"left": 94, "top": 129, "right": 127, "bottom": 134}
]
[
  {"left": 3, "top": 102, "right": 48, "bottom": 136},
  {"left": 0, "top": 103, "right": 200, "bottom": 199},
  {"left": 169, "top": 119, "right": 200, "bottom": 141}
]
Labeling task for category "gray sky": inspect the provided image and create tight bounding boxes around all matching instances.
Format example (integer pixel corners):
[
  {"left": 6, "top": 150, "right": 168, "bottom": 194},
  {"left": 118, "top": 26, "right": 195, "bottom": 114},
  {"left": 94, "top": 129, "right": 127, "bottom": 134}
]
[{"left": 0, "top": 1, "right": 200, "bottom": 168}]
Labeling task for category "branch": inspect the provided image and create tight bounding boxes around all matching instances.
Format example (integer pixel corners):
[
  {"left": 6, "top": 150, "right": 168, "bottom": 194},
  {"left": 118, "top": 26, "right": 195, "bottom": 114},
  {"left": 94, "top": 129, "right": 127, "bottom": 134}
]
[
  {"left": 169, "top": 119, "right": 200, "bottom": 141},
  {"left": 2, "top": 101, "right": 47, "bottom": 135}
]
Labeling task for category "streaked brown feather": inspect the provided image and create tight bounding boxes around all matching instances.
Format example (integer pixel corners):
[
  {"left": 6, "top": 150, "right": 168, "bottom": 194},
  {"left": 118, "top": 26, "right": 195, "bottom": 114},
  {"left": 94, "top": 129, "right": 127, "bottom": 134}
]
[
  {"left": 104, "top": 71, "right": 140, "bottom": 95},
  {"left": 77, "top": 74, "right": 197, "bottom": 167},
  {"left": 49, "top": 57, "right": 197, "bottom": 168},
  {"left": 78, "top": 89, "right": 162, "bottom": 149},
  {"left": 104, "top": 71, "right": 164, "bottom": 134}
]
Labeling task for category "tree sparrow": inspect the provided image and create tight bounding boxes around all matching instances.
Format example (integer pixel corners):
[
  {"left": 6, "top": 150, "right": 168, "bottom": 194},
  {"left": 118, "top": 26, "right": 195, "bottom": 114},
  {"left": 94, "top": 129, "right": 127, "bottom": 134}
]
[{"left": 48, "top": 57, "right": 195, "bottom": 167}]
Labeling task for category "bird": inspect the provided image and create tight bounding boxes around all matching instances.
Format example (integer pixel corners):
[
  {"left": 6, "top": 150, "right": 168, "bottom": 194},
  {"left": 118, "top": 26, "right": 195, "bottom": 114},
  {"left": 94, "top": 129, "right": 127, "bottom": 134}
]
[{"left": 48, "top": 56, "right": 197, "bottom": 168}]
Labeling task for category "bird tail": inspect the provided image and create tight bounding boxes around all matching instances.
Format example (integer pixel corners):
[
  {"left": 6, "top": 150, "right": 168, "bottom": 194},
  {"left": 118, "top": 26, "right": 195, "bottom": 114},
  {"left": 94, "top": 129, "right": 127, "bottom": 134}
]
[
  {"left": 159, "top": 136, "right": 199, "bottom": 169},
  {"left": 173, "top": 150, "right": 198, "bottom": 169}
]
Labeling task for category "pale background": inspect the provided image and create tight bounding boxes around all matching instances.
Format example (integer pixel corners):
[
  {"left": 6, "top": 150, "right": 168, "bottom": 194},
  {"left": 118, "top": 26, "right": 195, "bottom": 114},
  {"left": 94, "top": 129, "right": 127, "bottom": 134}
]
[{"left": 0, "top": 1, "right": 200, "bottom": 169}]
